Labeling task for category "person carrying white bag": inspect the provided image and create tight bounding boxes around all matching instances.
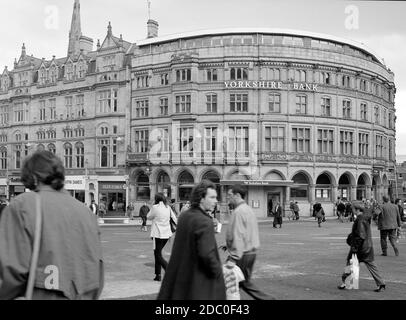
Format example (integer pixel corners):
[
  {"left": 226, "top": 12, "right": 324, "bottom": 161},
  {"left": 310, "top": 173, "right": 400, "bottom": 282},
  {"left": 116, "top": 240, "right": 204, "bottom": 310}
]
[
  {"left": 222, "top": 262, "right": 245, "bottom": 300},
  {"left": 337, "top": 203, "right": 386, "bottom": 292}
]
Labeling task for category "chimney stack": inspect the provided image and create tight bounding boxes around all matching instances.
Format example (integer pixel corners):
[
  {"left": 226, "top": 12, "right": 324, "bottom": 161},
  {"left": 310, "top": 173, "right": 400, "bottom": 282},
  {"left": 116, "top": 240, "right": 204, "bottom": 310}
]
[{"left": 147, "top": 19, "right": 159, "bottom": 38}]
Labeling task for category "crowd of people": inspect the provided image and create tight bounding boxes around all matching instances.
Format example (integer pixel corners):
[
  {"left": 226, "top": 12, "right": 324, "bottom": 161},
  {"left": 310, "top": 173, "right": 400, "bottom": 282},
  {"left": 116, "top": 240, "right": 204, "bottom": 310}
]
[{"left": 0, "top": 150, "right": 404, "bottom": 300}]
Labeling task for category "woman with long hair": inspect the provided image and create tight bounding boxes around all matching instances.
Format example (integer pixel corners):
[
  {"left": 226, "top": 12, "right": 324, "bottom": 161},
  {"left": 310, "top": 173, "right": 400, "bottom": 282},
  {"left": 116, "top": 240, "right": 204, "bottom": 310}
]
[{"left": 147, "top": 193, "right": 177, "bottom": 281}]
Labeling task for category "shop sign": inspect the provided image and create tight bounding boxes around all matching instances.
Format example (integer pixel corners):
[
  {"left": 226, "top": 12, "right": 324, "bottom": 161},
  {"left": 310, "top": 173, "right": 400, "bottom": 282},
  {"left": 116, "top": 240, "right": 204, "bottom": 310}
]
[
  {"left": 224, "top": 81, "right": 318, "bottom": 91},
  {"left": 99, "top": 182, "right": 126, "bottom": 191},
  {"left": 65, "top": 176, "right": 86, "bottom": 190},
  {"left": 8, "top": 176, "right": 22, "bottom": 184}
]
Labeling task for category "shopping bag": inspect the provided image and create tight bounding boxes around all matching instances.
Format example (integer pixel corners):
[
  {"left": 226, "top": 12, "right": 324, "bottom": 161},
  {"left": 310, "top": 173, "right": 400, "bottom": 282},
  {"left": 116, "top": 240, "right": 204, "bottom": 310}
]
[
  {"left": 222, "top": 265, "right": 245, "bottom": 300},
  {"left": 343, "top": 254, "right": 359, "bottom": 290}
]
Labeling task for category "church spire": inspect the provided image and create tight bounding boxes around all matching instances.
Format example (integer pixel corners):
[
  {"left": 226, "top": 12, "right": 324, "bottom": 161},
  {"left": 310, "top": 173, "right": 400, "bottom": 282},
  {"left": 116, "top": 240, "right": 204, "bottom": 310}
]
[{"left": 68, "top": 0, "right": 82, "bottom": 56}]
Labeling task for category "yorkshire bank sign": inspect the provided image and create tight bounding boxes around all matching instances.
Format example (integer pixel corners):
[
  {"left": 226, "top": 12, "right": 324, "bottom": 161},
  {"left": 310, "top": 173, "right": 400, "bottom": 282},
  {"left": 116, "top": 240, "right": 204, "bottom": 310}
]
[{"left": 224, "top": 81, "right": 318, "bottom": 91}]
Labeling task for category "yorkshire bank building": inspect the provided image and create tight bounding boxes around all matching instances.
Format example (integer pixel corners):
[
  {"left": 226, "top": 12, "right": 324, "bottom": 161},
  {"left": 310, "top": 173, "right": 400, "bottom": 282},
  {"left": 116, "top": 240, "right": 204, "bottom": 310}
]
[{"left": 0, "top": 1, "right": 397, "bottom": 218}]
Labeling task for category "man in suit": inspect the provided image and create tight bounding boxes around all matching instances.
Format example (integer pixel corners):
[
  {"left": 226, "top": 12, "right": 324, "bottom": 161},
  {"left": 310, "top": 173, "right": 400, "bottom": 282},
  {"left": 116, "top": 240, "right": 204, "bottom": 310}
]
[
  {"left": 273, "top": 201, "right": 283, "bottom": 228},
  {"left": 376, "top": 196, "right": 402, "bottom": 256}
]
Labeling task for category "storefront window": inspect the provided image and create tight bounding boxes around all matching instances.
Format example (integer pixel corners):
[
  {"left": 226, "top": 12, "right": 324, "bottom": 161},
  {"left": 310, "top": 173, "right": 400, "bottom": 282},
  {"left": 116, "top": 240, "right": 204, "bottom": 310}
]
[
  {"left": 157, "top": 171, "right": 171, "bottom": 198},
  {"left": 315, "top": 173, "right": 332, "bottom": 201},
  {"left": 178, "top": 171, "right": 194, "bottom": 201},
  {"left": 99, "top": 182, "right": 126, "bottom": 216},
  {"left": 291, "top": 173, "right": 309, "bottom": 199},
  {"left": 136, "top": 173, "right": 150, "bottom": 200}
]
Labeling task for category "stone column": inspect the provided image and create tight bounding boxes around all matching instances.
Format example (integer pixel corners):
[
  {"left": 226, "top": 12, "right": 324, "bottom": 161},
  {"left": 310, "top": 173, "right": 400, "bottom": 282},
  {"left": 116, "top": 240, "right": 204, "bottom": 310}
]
[
  {"left": 309, "top": 184, "right": 315, "bottom": 203},
  {"left": 351, "top": 185, "right": 357, "bottom": 201},
  {"left": 366, "top": 184, "right": 372, "bottom": 200},
  {"left": 332, "top": 184, "right": 338, "bottom": 203},
  {"left": 285, "top": 186, "right": 291, "bottom": 203}
]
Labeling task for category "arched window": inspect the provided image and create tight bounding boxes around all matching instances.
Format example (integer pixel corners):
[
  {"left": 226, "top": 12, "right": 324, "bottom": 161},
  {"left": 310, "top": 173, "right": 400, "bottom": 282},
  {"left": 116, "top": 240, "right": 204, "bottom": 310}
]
[
  {"left": 202, "top": 170, "right": 221, "bottom": 199},
  {"left": 49, "top": 66, "right": 57, "bottom": 83},
  {"left": 338, "top": 174, "right": 351, "bottom": 200},
  {"left": 315, "top": 173, "right": 332, "bottom": 200},
  {"left": 75, "top": 142, "right": 84, "bottom": 168},
  {"left": 291, "top": 173, "right": 309, "bottom": 199},
  {"left": 37, "top": 144, "right": 45, "bottom": 151},
  {"left": 64, "top": 143, "right": 73, "bottom": 168},
  {"left": 178, "top": 171, "right": 194, "bottom": 201},
  {"left": 357, "top": 175, "right": 367, "bottom": 201},
  {"left": 136, "top": 173, "right": 150, "bottom": 200},
  {"left": 157, "top": 171, "right": 171, "bottom": 198},
  {"left": 47, "top": 143, "right": 56, "bottom": 154},
  {"left": 0, "top": 147, "right": 7, "bottom": 169}
]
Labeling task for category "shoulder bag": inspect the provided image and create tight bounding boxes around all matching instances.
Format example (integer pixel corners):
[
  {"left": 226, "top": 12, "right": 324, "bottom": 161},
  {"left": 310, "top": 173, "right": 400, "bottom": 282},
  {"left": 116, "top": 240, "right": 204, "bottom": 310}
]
[
  {"left": 169, "top": 208, "right": 177, "bottom": 233},
  {"left": 15, "top": 192, "right": 42, "bottom": 300}
]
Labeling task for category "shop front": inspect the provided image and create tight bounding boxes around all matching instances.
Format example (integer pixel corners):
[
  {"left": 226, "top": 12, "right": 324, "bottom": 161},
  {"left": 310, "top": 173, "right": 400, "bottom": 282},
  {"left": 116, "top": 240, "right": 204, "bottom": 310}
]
[
  {"left": 98, "top": 181, "right": 127, "bottom": 216},
  {"left": 0, "top": 178, "right": 7, "bottom": 200},
  {"left": 8, "top": 176, "right": 27, "bottom": 199},
  {"left": 65, "top": 175, "right": 86, "bottom": 203}
]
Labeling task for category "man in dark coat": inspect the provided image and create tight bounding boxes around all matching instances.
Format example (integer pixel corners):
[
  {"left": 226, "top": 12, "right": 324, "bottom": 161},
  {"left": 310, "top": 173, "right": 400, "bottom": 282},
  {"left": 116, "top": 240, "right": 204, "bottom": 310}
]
[
  {"left": 157, "top": 180, "right": 226, "bottom": 300},
  {"left": 338, "top": 204, "right": 385, "bottom": 292},
  {"left": 273, "top": 201, "right": 283, "bottom": 228},
  {"left": 376, "top": 196, "right": 402, "bottom": 256},
  {"left": 139, "top": 202, "right": 150, "bottom": 231}
]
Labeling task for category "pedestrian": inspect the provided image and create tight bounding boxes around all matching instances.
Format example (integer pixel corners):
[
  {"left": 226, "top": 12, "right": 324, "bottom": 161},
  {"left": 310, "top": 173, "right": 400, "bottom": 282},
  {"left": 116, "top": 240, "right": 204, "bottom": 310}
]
[
  {"left": 157, "top": 180, "right": 226, "bottom": 300},
  {"left": 180, "top": 200, "right": 190, "bottom": 215},
  {"left": 273, "top": 201, "right": 283, "bottom": 228},
  {"left": 293, "top": 201, "right": 300, "bottom": 220},
  {"left": 338, "top": 204, "right": 386, "bottom": 292},
  {"left": 98, "top": 200, "right": 106, "bottom": 218},
  {"left": 224, "top": 185, "right": 273, "bottom": 300},
  {"left": 289, "top": 201, "right": 295, "bottom": 221},
  {"left": 0, "top": 199, "right": 7, "bottom": 219},
  {"left": 139, "top": 202, "right": 150, "bottom": 231},
  {"left": 89, "top": 200, "right": 99, "bottom": 216},
  {"left": 169, "top": 198, "right": 179, "bottom": 217},
  {"left": 337, "top": 199, "right": 346, "bottom": 223},
  {"left": 345, "top": 201, "right": 353, "bottom": 222},
  {"left": 315, "top": 203, "right": 325, "bottom": 227},
  {"left": 147, "top": 193, "right": 177, "bottom": 281},
  {"left": 375, "top": 196, "right": 402, "bottom": 256},
  {"left": 395, "top": 198, "right": 405, "bottom": 222},
  {"left": 126, "top": 202, "right": 135, "bottom": 219},
  {"left": 0, "top": 151, "right": 104, "bottom": 300}
]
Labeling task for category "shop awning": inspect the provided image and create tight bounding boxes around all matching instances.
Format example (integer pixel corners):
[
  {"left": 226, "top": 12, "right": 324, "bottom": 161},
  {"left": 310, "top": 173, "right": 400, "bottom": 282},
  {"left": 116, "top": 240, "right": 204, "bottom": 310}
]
[{"left": 220, "top": 180, "right": 294, "bottom": 186}]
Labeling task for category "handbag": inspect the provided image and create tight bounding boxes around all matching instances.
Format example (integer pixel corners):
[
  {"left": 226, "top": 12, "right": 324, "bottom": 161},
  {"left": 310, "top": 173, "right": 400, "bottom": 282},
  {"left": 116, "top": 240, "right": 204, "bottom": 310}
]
[
  {"left": 169, "top": 209, "right": 177, "bottom": 233},
  {"left": 346, "top": 233, "right": 353, "bottom": 246},
  {"left": 15, "top": 192, "right": 42, "bottom": 300}
]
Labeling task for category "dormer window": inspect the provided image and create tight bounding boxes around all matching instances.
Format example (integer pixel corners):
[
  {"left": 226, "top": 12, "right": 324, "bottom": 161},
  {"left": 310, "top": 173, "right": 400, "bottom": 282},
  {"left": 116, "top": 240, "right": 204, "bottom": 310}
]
[
  {"left": 39, "top": 68, "right": 46, "bottom": 85},
  {"left": 77, "top": 61, "right": 86, "bottom": 78},
  {"left": 65, "top": 63, "right": 74, "bottom": 81},
  {"left": 49, "top": 66, "right": 57, "bottom": 83}
]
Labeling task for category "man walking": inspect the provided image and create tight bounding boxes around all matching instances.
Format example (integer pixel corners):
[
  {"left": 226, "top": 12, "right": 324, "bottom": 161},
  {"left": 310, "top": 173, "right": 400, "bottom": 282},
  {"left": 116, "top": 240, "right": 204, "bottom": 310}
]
[
  {"left": 225, "top": 185, "right": 273, "bottom": 300},
  {"left": 89, "top": 200, "right": 99, "bottom": 216},
  {"left": 157, "top": 180, "right": 225, "bottom": 300},
  {"left": 376, "top": 196, "right": 402, "bottom": 256},
  {"left": 139, "top": 202, "right": 150, "bottom": 231}
]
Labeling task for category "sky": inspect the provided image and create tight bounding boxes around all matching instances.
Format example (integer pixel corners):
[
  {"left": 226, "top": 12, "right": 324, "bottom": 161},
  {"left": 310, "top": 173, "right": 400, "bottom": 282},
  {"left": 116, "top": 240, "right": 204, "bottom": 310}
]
[{"left": 0, "top": 0, "right": 405, "bottom": 159}]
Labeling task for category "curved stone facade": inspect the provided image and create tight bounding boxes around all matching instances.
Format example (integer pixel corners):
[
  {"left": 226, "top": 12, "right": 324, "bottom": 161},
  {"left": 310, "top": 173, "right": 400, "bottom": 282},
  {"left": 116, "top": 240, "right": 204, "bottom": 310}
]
[{"left": 128, "top": 29, "right": 397, "bottom": 217}]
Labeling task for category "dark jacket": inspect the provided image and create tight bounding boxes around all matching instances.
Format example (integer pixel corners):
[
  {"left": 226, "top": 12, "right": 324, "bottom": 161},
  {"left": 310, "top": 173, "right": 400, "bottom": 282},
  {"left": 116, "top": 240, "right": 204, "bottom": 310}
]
[
  {"left": 139, "top": 205, "right": 150, "bottom": 217},
  {"left": 346, "top": 213, "right": 374, "bottom": 263},
  {"left": 378, "top": 203, "right": 402, "bottom": 230},
  {"left": 0, "top": 186, "right": 104, "bottom": 300},
  {"left": 157, "top": 207, "right": 226, "bottom": 300},
  {"left": 274, "top": 205, "right": 282, "bottom": 218},
  {"left": 337, "top": 202, "right": 345, "bottom": 212},
  {"left": 397, "top": 204, "right": 405, "bottom": 222},
  {"left": 316, "top": 207, "right": 325, "bottom": 218}
]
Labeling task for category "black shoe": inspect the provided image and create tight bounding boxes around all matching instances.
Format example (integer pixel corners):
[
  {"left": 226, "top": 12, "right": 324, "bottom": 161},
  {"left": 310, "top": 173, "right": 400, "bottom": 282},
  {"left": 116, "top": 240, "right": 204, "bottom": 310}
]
[
  {"left": 153, "top": 275, "right": 161, "bottom": 281},
  {"left": 381, "top": 253, "right": 387, "bottom": 256},
  {"left": 394, "top": 248, "right": 399, "bottom": 256},
  {"left": 337, "top": 284, "right": 346, "bottom": 290},
  {"left": 374, "top": 284, "right": 386, "bottom": 292},
  {"left": 273, "top": 226, "right": 277, "bottom": 228}
]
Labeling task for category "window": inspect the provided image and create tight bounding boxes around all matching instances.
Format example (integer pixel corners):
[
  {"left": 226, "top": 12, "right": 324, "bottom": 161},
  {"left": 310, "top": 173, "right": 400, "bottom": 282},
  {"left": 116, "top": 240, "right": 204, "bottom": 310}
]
[
  {"left": 176, "top": 69, "right": 191, "bottom": 82},
  {"left": 99, "top": 140, "right": 109, "bottom": 167},
  {"left": 157, "top": 128, "right": 169, "bottom": 152},
  {"left": 230, "top": 67, "right": 248, "bottom": 81},
  {"left": 175, "top": 95, "right": 191, "bottom": 113},
  {"left": 0, "top": 134, "right": 7, "bottom": 143},
  {"left": 100, "top": 126, "right": 108, "bottom": 135},
  {"left": 160, "top": 73, "right": 169, "bottom": 86},
  {"left": 159, "top": 97, "right": 168, "bottom": 115},
  {"left": 49, "top": 99, "right": 56, "bottom": 120},
  {"left": 47, "top": 143, "right": 56, "bottom": 154},
  {"left": 294, "top": 70, "right": 306, "bottom": 82},
  {"left": 230, "top": 93, "right": 248, "bottom": 112},
  {"left": 359, "top": 133, "right": 369, "bottom": 157},
  {"left": 135, "top": 100, "right": 149, "bottom": 117},
  {"left": 65, "top": 63, "right": 74, "bottom": 81},
  {"left": 48, "top": 130, "right": 56, "bottom": 139},
  {"left": 295, "top": 95, "right": 307, "bottom": 114},
  {"left": 0, "top": 105, "right": 9, "bottom": 125},
  {"left": 137, "top": 75, "right": 149, "bottom": 88},
  {"left": 15, "top": 145, "right": 21, "bottom": 169},
  {"left": 292, "top": 128, "right": 310, "bottom": 153},
  {"left": 39, "top": 100, "right": 46, "bottom": 121},
  {"left": 98, "top": 89, "right": 118, "bottom": 113},
  {"left": 77, "top": 62, "right": 86, "bottom": 78},
  {"left": 268, "top": 93, "right": 281, "bottom": 113},
  {"left": 113, "top": 126, "right": 117, "bottom": 134},
  {"left": 383, "top": 109, "right": 387, "bottom": 127},
  {"left": 317, "top": 129, "right": 334, "bottom": 154},
  {"left": 39, "top": 68, "right": 46, "bottom": 85},
  {"left": 206, "top": 94, "right": 217, "bottom": 113},
  {"left": 389, "top": 113, "right": 394, "bottom": 129},
  {"left": 320, "top": 72, "right": 330, "bottom": 84},
  {"left": 49, "top": 66, "right": 57, "bottom": 83},
  {"left": 376, "top": 135, "right": 384, "bottom": 158},
  {"left": 389, "top": 140, "right": 394, "bottom": 161},
  {"left": 37, "top": 131, "right": 46, "bottom": 140},
  {"left": 65, "top": 96, "right": 73, "bottom": 118},
  {"left": 321, "top": 97, "right": 331, "bottom": 116},
  {"left": 134, "top": 129, "right": 149, "bottom": 153},
  {"left": 269, "top": 68, "right": 280, "bottom": 81},
  {"left": 0, "top": 147, "right": 7, "bottom": 169},
  {"left": 76, "top": 95, "right": 84, "bottom": 117},
  {"left": 228, "top": 126, "right": 249, "bottom": 156},
  {"left": 112, "top": 138, "right": 117, "bottom": 167},
  {"left": 360, "top": 79, "right": 367, "bottom": 91},
  {"left": 360, "top": 102, "right": 367, "bottom": 121},
  {"left": 63, "top": 128, "right": 73, "bottom": 138},
  {"left": 265, "top": 126, "right": 285, "bottom": 152},
  {"left": 342, "top": 75, "right": 350, "bottom": 88},
  {"left": 14, "top": 103, "right": 24, "bottom": 123},
  {"left": 75, "top": 142, "right": 84, "bottom": 168},
  {"left": 342, "top": 100, "right": 351, "bottom": 118},
  {"left": 178, "top": 127, "right": 194, "bottom": 154},
  {"left": 204, "top": 127, "right": 217, "bottom": 152},
  {"left": 374, "top": 106, "right": 380, "bottom": 124},
  {"left": 206, "top": 69, "right": 218, "bottom": 81},
  {"left": 64, "top": 143, "right": 73, "bottom": 168},
  {"left": 340, "top": 131, "right": 354, "bottom": 155}
]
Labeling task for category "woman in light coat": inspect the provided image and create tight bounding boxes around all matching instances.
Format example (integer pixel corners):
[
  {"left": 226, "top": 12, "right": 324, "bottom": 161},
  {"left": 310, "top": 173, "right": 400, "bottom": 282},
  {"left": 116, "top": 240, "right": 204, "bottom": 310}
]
[{"left": 147, "top": 193, "right": 177, "bottom": 281}]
